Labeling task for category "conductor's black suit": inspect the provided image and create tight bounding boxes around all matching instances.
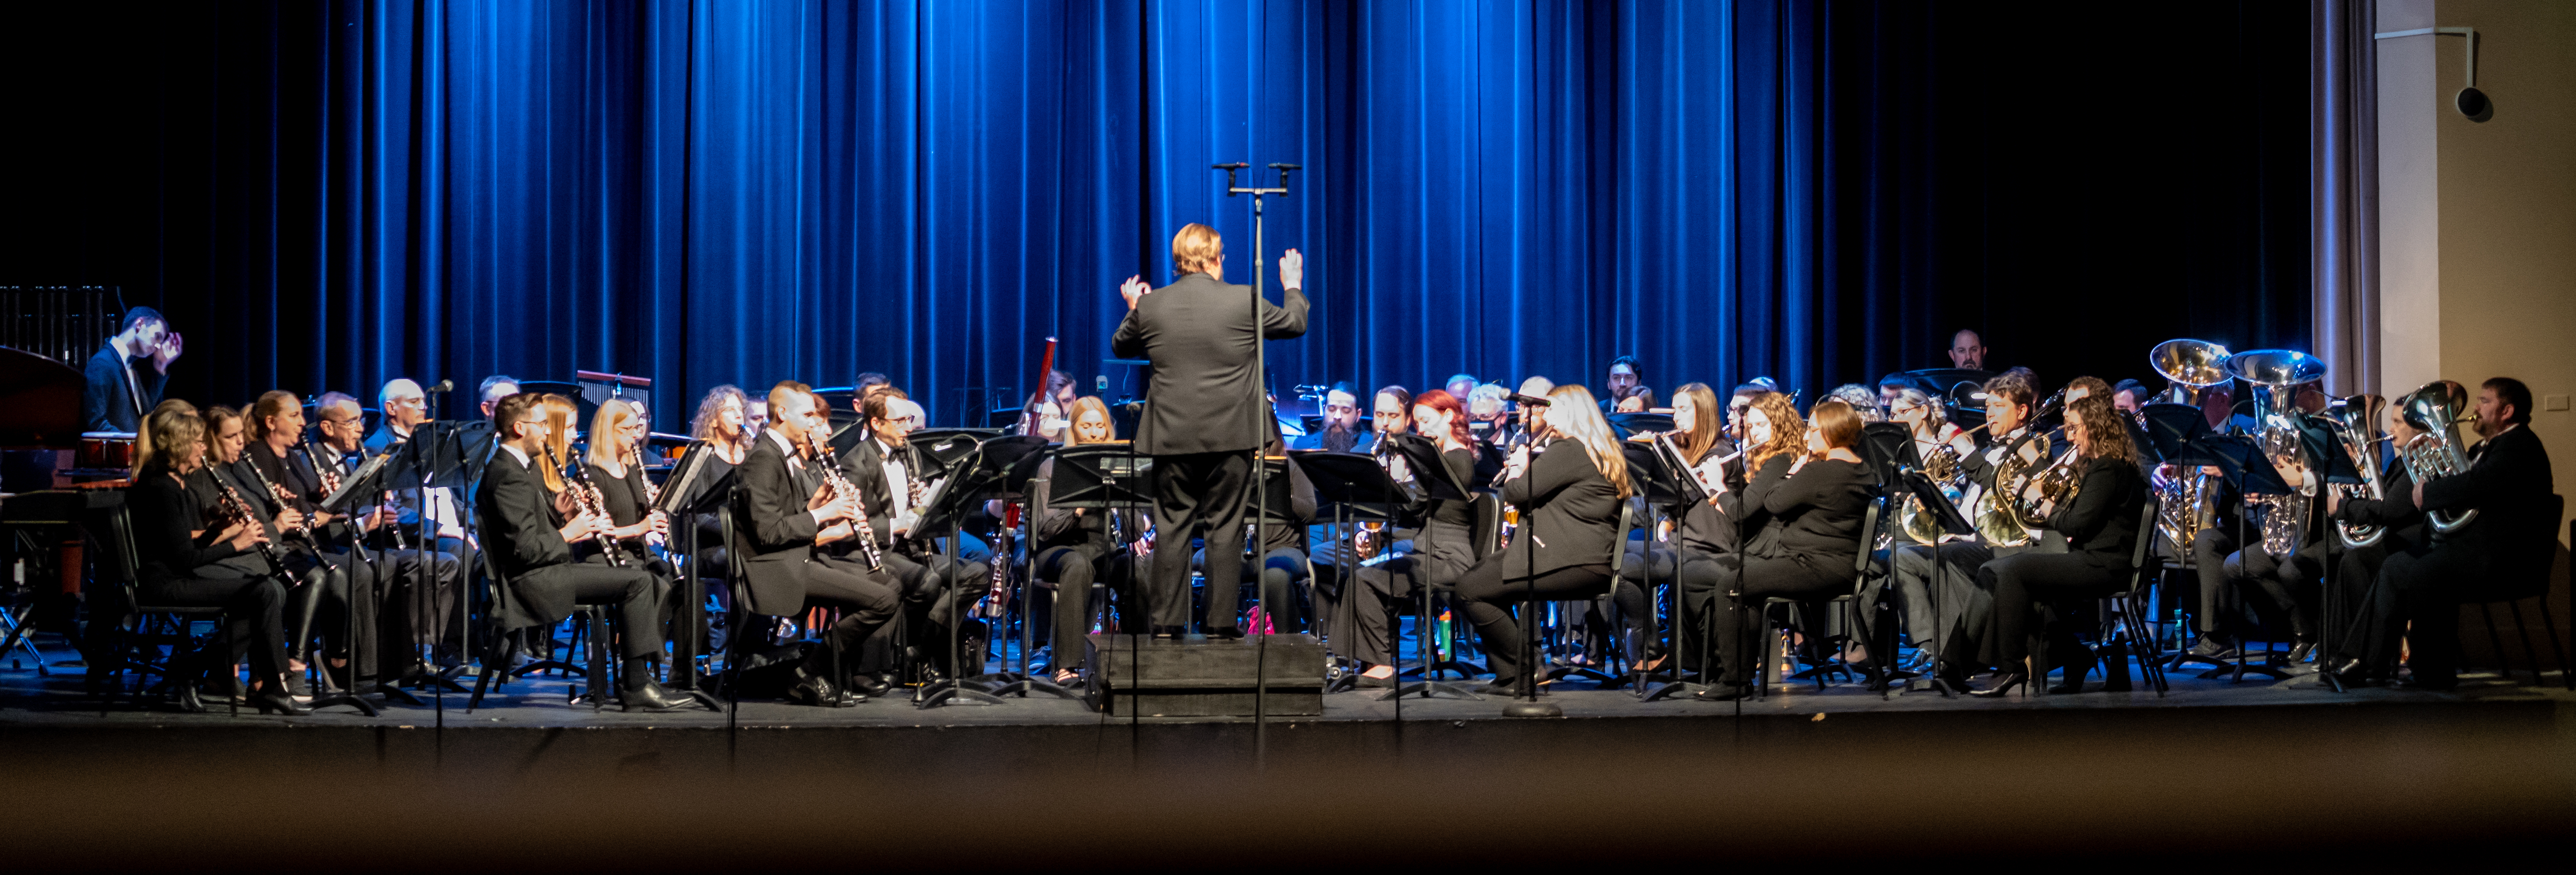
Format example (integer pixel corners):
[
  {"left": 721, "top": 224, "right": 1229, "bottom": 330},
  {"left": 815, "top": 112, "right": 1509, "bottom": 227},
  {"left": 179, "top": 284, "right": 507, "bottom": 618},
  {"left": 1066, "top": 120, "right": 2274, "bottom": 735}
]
[{"left": 1111, "top": 271, "right": 1309, "bottom": 631}]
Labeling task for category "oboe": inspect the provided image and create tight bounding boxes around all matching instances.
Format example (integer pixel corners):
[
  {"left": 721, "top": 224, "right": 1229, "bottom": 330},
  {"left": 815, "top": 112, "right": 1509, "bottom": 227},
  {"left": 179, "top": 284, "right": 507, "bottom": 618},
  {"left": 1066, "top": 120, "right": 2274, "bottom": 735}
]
[
  {"left": 544, "top": 442, "right": 627, "bottom": 567},
  {"left": 803, "top": 433, "right": 885, "bottom": 572}
]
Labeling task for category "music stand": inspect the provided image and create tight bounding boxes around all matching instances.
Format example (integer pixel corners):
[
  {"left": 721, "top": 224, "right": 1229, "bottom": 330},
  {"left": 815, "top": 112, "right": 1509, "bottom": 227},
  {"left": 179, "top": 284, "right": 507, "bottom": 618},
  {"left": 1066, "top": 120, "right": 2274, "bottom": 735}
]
[
  {"left": 1044, "top": 442, "right": 1155, "bottom": 719},
  {"left": 1288, "top": 450, "right": 1404, "bottom": 690},
  {"left": 314, "top": 452, "right": 426, "bottom": 708},
  {"left": 1893, "top": 463, "right": 1975, "bottom": 700},
  {"left": 1606, "top": 412, "right": 1676, "bottom": 441},
  {"left": 912, "top": 434, "right": 1050, "bottom": 709},
  {"left": 1622, "top": 438, "right": 1700, "bottom": 701},
  {"left": 943, "top": 436, "right": 1067, "bottom": 701},
  {"left": 654, "top": 441, "right": 736, "bottom": 692},
  {"left": 1366, "top": 435, "right": 1487, "bottom": 700}
]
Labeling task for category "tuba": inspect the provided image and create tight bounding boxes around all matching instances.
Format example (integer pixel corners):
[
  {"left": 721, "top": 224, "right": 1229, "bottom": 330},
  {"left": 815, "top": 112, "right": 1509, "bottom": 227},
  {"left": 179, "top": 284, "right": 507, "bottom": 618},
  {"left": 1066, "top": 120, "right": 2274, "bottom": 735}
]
[
  {"left": 2225, "top": 350, "right": 2328, "bottom": 557},
  {"left": 2396, "top": 381, "right": 2480, "bottom": 535},
  {"left": 2147, "top": 339, "right": 2233, "bottom": 553},
  {"left": 2324, "top": 396, "right": 2388, "bottom": 548}
]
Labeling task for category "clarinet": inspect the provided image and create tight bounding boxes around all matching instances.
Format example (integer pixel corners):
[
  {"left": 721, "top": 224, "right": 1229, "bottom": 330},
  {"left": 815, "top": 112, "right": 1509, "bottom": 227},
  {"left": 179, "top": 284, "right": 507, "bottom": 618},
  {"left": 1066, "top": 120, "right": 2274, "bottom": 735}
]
[
  {"left": 373, "top": 443, "right": 412, "bottom": 552},
  {"left": 803, "top": 433, "right": 885, "bottom": 572},
  {"left": 544, "top": 442, "right": 627, "bottom": 567},
  {"left": 211, "top": 473, "right": 290, "bottom": 579},
  {"left": 241, "top": 457, "right": 314, "bottom": 544}
]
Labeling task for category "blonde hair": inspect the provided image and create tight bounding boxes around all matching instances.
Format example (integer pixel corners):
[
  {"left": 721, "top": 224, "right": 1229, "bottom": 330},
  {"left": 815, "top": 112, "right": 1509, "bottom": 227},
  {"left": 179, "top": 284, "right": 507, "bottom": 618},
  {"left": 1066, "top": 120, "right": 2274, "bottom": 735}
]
[
  {"left": 1171, "top": 222, "right": 1223, "bottom": 278},
  {"left": 538, "top": 394, "right": 579, "bottom": 493},
  {"left": 136, "top": 401, "right": 204, "bottom": 476},
  {"left": 1542, "top": 385, "right": 1632, "bottom": 499},
  {"left": 1065, "top": 396, "right": 1117, "bottom": 445},
  {"left": 1743, "top": 392, "right": 1804, "bottom": 474},
  {"left": 586, "top": 399, "right": 643, "bottom": 470}
]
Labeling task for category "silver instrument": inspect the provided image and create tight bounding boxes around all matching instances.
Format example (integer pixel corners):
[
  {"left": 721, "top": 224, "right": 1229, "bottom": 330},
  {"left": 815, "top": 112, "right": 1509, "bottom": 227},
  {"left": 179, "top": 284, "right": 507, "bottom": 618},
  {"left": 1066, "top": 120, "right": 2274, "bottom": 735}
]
[
  {"left": 2396, "top": 380, "right": 2481, "bottom": 535},
  {"left": 2226, "top": 349, "right": 2328, "bottom": 557},
  {"left": 545, "top": 442, "right": 626, "bottom": 567},
  {"left": 2147, "top": 339, "right": 2234, "bottom": 555},
  {"left": 2323, "top": 396, "right": 2388, "bottom": 548}
]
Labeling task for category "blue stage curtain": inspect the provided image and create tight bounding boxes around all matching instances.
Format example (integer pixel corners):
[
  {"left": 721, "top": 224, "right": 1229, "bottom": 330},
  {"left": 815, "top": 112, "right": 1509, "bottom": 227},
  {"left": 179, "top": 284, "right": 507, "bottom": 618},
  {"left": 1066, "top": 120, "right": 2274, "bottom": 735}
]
[{"left": 24, "top": 0, "right": 2311, "bottom": 426}]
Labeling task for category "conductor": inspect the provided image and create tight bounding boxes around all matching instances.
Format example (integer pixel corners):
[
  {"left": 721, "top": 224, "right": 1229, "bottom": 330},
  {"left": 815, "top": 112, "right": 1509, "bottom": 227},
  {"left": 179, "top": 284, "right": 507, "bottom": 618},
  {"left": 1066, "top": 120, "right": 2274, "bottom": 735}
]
[{"left": 1111, "top": 223, "right": 1309, "bottom": 637}]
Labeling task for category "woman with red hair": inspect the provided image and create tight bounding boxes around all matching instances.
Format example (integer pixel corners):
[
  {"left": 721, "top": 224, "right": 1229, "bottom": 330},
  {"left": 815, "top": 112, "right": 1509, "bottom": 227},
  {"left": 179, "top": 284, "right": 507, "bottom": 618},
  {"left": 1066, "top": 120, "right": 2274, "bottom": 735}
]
[{"left": 1320, "top": 389, "right": 1482, "bottom": 687}]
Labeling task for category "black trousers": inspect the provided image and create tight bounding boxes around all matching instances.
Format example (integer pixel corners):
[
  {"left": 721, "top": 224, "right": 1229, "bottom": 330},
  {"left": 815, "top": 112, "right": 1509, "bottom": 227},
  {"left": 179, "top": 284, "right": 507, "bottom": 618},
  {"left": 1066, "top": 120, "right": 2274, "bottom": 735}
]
[
  {"left": 2368, "top": 541, "right": 2482, "bottom": 683},
  {"left": 1978, "top": 552, "right": 2128, "bottom": 668},
  {"left": 1882, "top": 540, "right": 2014, "bottom": 664},
  {"left": 140, "top": 574, "right": 292, "bottom": 688},
  {"left": 1452, "top": 552, "right": 1612, "bottom": 685},
  {"left": 2327, "top": 541, "right": 2396, "bottom": 670},
  {"left": 1038, "top": 544, "right": 1135, "bottom": 670},
  {"left": 801, "top": 556, "right": 902, "bottom": 674},
  {"left": 514, "top": 563, "right": 662, "bottom": 686},
  {"left": 2219, "top": 541, "right": 2325, "bottom": 642},
  {"left": 1147, "top": 451, "right": 1253, "bottom": 630},
  {"left": 2191, "top": 528, "right": 2244, "bottom": 634},
  {"left": 1316, "top": 520, "right": 1472, "bottom": 666},
  {"left": 1696, "top": 553, "right": 1851, "bottom": 685}
]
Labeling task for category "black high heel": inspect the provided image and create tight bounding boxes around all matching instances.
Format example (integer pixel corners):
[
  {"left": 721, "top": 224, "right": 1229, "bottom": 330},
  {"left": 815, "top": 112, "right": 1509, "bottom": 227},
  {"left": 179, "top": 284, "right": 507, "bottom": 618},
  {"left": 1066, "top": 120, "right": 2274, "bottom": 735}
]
[
  {"left": 1969, "top": 669, "right": 2029, "bottom": 698},
  {"left": 249, "top": 688, "right": 312, "bottom": 716}
]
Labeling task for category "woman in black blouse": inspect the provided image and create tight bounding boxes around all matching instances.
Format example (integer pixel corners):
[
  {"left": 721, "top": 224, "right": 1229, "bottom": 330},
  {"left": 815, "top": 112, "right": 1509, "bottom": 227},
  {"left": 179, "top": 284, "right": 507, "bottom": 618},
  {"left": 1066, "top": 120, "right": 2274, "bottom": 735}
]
[
  {"left": 1969, "top": 395, "right": 2148, "bottom": 696},
  {"left": 128, "top": 404, "right": 306, "bottom": 714},
  {"left": 1697, "top": 397, "right": 1876, "bottom": 700},
  {"left": 1618, "top": 382, "right": 1737, "bottom": 673},
  {"left": 583, "top": 399, "right": 673, "bottom": 569},
  {"left": 1454, "top": 385, "right": 1628, "bottom": 696},
  {"left": 1326, "top": 388, "right": 1481, "bottom": 687}
]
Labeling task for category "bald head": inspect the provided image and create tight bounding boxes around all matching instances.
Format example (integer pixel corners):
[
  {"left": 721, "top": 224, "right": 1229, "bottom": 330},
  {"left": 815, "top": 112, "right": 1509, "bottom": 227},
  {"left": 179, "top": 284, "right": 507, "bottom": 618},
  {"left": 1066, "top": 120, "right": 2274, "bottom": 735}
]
[{"left": 380, "top": 379, "right": 427, "bottom": 431}]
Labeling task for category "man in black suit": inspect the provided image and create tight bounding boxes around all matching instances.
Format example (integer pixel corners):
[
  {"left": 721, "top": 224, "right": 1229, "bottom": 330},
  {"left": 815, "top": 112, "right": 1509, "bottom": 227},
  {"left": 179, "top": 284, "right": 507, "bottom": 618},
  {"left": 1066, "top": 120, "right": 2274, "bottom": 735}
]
[
  {"left": 2370, "top": 377, "right": 2555, "bottom": 690},
  {"left": 836, "top": 392, "right": 988, "bottom": 677},
  {"left": 1110, "top": 222, "right": 1309, "bottom": 635},
  {"left": 477, "top": 392, "right": 693, "bottom": 711},
  {"left": 736, "top": 382, "right": 894, "bottom": 706}
]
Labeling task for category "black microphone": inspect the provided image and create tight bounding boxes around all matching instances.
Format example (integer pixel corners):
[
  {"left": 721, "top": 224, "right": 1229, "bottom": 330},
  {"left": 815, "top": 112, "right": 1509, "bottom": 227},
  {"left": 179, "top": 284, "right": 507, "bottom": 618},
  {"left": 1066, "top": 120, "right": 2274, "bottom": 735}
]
[
  {"left": 1507, "top": 393, "right": 1552, "bottom": 407},
  {"left": 1212, "top": 162, "right": 1250, "bottom": 170},
  {"left": 426, "top": 379, "right": 454, "bottom": 394}
]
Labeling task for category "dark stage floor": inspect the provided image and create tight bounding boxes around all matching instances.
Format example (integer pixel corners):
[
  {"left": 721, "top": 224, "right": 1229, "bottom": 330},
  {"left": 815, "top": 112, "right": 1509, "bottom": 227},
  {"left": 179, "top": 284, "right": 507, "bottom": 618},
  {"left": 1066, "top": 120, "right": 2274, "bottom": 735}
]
[{"left": 6, "top": 630, "right": 2573, "bottom": 868}]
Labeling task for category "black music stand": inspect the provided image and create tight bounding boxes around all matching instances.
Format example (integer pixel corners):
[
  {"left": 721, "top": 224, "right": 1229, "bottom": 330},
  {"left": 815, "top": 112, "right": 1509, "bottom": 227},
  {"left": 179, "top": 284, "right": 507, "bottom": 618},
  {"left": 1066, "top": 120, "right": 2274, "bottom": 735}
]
[
  {"left": 314, "top": 452, "right": 424, "bottom": 709},
  {"left": 1892, "top": 463, "right": 1975, "bottom": 699},
  {"left": 1606, "top": 412, "right": 1675, "bottom": 441},
  {"left": 1624, "top": 438, "right": 1699, "bottom": 701},
  {"left": 1288, "top": 450, "right": 1409, "bottom": 693},
  {"left": 948, "top": 436, "right": 1068, "bottom": 701},
  {"left": 2297, "top": 411, "right": 2360, "bottom": 694},
  {"left": 653, "top": 441, "right": 735, "bottom": 693},
  {"left": 912, "top": 434, "right": 1048, "bottom": 709},
  {"left": 1045, "top": 442, "right": 1155, "bottom": 719}
]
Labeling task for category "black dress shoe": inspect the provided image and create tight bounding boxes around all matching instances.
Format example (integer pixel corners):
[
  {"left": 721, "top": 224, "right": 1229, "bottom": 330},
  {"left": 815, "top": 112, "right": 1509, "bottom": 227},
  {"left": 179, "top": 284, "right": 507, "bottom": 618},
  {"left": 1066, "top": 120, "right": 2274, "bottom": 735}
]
[
  {"left": 622, "top": 682, "right": 698, "bottom": 711},
  {"left": 1969, "top": 670, "right": 2030, "bottom": 698},
  {"left": 786, "top": 673, "right": 856, "bottom": 708},
  {"left": 2185, "top": 635, "right": 2239, "bottom": 660},
  {"left": 1692, "top": 682, "right": 1751, "bottom": 701},
  {"left": 845, "top": 673, "right": 893, "bottom": 697},
  {"left": 1203, "top": 625, "right": 1245, "bottom": 640},
  {"left": 172, "top": 682, "right": 209, "bottom": 714}
]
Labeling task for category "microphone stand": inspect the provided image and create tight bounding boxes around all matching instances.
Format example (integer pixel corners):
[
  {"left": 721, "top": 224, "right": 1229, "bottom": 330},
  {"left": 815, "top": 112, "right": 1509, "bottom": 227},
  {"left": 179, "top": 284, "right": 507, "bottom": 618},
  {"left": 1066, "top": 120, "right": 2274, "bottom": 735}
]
[
  {"left": 1217, "top": 161, "right": 1298, "bottom": 765},
  {"left": 1502, "top": 432, "right": 1561, "bottom": 719}
]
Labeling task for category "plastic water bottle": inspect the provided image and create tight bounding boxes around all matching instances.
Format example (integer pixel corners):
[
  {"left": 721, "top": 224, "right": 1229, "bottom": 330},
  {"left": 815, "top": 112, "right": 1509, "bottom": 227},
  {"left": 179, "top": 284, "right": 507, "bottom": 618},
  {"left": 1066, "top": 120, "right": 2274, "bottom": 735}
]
[{"left": 1435, "top": 609, "right": 1453, "bottom": 660}]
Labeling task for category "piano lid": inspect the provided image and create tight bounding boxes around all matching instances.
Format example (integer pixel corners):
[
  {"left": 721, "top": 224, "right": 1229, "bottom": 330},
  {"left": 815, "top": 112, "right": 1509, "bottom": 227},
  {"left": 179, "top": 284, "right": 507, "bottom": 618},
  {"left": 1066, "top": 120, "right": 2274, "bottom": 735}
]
[{"left": 0, "top": 346, "right": 85, "bottom": 448}]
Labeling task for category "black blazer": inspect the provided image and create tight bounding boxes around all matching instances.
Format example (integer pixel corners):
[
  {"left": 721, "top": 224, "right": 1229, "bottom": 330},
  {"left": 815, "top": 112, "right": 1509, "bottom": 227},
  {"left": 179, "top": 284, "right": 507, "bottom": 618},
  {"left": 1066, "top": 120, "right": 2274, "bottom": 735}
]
[
  {"left": 734, "top": 432, "right": 833, "bottom": 616},
  {"left": 476, "top": 447, "right": 574, "bottom": 581},
  {"left": 1736, "top": 457, "right": 1874, "bottom": 569},
  {"left": 2333, "top": 458, "right": 2423, "bottom": 548},
  {"left": 2423, "top": 425, "right": 2555, "bottom": 541},
  {"left": 837, "top": 436, "right": 914, "bottom": 552},
  {"left": 2046, "top": 457, "right": 2146, "bottom": 565},
  {"left": 82, "top": 342, "right": 165, "bottom": 434},
  {"left": 1500, "top": 440, "right": 1623, "bottom": 575},
  {"left": 1110, "top": 273, "right": 1310, "bottom": 456}
]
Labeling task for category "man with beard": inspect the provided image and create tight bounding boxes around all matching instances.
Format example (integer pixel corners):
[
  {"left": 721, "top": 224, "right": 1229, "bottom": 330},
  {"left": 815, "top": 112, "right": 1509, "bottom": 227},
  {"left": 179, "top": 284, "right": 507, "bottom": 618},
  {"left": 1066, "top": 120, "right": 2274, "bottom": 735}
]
[{"left": 1292, "top": 384, "right": 1374, "bottom": 453}]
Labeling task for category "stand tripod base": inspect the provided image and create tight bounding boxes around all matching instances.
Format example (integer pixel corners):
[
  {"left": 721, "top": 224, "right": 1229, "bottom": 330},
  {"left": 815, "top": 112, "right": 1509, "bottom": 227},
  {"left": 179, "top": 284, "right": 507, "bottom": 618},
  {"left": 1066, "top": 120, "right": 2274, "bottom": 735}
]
[
  {"left": 1500, "top": 699, "right": 1561, "bottom": 718},
  {"left": 1639, "top": 681, "right": 1706, "bottom": 702},
  {"left": 989, "top": 677, "right": 1084, "bottom": 700},
  {"left": 304, "top": 691, "right": 381, "bottom": 716},
  {"left": 1378, "top": 680, "right": 1482, "bottom": 701},
  {"left": 914, "top": 680, "right": 1008, "bottom": 708}
]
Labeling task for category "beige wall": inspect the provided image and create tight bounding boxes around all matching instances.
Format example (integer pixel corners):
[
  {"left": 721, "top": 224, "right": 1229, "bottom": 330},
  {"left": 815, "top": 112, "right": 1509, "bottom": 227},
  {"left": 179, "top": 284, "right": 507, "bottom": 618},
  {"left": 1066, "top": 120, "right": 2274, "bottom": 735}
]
[{"left": 2378, "top": 0, "right": 2576, "bottom": 547}]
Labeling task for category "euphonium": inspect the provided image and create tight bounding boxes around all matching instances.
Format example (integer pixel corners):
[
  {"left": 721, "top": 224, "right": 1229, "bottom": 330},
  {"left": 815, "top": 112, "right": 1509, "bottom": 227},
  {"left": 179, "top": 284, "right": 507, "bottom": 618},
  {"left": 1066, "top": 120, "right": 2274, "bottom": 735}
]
[
  {"left": 2226, "top": 350, "right": 2328, "bottom": 557},
  {"left": 2325, "top": 396, "right": 2388, "bottom": 548},
  {"left": 2147, "top": 339, "right": 2233, "bottom": 553},
  {"left": 2397, "top": 381, "right": 2480, "bottom": 535}
]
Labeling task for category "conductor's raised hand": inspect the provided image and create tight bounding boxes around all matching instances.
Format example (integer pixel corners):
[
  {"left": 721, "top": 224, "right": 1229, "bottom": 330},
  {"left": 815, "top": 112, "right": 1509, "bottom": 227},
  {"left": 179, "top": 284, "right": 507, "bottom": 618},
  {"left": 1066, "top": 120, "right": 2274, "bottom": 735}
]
[
  {"left": 1278, "top": 248, "right": 1304, "bottom": 291},
  {"left": 1119, "top": 275, "right": 1151, "bottom": 311}
]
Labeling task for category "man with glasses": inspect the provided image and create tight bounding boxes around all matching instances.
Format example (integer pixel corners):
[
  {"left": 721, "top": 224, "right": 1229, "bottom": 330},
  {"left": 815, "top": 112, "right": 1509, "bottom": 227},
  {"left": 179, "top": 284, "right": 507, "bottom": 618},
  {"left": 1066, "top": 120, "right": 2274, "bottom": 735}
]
[{"left": 363, "top": 379, "right": 466, "bottom": 557}]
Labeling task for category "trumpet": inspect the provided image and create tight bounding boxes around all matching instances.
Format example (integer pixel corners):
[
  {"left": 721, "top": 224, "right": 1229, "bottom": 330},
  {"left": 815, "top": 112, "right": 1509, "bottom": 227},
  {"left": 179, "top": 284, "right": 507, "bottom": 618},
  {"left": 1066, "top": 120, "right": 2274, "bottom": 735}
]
[{"left": 2396, "top": 381, "right": 2480, "bottom": 536}]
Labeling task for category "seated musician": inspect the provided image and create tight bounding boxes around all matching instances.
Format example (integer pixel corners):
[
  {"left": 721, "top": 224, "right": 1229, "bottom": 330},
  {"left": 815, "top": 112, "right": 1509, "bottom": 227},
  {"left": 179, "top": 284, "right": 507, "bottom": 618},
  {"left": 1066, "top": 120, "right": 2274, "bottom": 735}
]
[
  {"left": 1824, "top": 384, "right": 1884, "bottom": 423},
  {"left": 1885, "top": 369, "right": 2061, "bottom": 688},
  {"left": 478, "top": 393, "right": 691, "bottom": 711},
  {"left": 737, "top": 384, "right": 892, "bottom": 706},
  {"left": 1291, "top": 383, "right": 1374, "bottom": 453},
  {"left": 363, "top": 379, "right": 466, "bottom": 556},
  {"left": 838, "top": 392, "right": 991, "bottom": 682},
  {"left": 2194, "top": 426, "right": 2328, "bottom": 664},
  {"left": 126, "top": 403, "right": 299, "bottom": 713},
  {"left": 582, "top": 399, "right": 675, "bottom": 572},
  {"left": 1965, "top": 395, "right": 2148, "bottom": 696},
  {"left": 1030, "top": 397, "right": 1145, "bottom": 685},
  {"left": 1616, "top": 382, "right": 1737, "bottom": 673},
  {"left": 2321, "top": 395, "right": 2420, "bottom": 683},
  {"left": 242, "top": 390, "right": 422, "bottom": 693},
  {"left": 680, "top": 385, "right": 754, "bottom": 651},
  {"left": 1691, "top": 397, "right": 1874, "bottom": 701},
  {"left": 1455, "top": 385, "right": 1627, "bottom": 697},
  {"left": 1316, "top": 388, "right": 1481, "bottom": 687},
  {"left": 2362, "top": 378, "right": 2553, "bottom": 691}
]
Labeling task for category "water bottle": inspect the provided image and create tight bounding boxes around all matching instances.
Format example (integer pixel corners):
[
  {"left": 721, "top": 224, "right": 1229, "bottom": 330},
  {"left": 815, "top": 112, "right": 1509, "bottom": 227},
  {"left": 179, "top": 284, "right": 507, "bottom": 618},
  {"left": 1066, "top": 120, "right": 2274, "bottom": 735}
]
[
  {"left": 2169, "top": 609, "right": 2188, "bottom": 650},
  {"left": 1435, "top": 609, "right": 1453, "bottom": 660}
]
